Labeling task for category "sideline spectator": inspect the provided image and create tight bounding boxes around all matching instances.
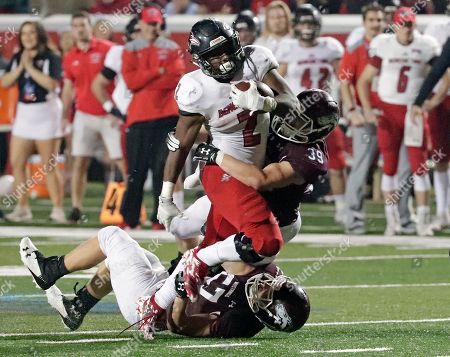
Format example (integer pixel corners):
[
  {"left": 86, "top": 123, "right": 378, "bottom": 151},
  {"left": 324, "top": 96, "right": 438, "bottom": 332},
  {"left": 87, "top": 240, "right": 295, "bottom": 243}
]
[
  {"left": 2, "top": 21, "right": 65, "bottom": 222},
  {"left": 197, "top": 0, "right": 239, "bottom": 14},
  {"left": 62, "top": 12, "right": 125, "bottom": 223},
  {"left": 120, "top": 5, "right": 185, "bottom": 229},
  {"left": 254, "top": 0, "right": 292, "bottom": 54},
  {"left": 165, "top": 0, "right": 199, "bottom": 15}
]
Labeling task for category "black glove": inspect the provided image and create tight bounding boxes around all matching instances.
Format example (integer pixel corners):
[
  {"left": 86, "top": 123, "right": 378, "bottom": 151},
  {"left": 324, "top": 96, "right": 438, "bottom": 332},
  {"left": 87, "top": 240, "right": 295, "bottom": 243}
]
[
  {"left": 193, "top": 143, "right": 221, "bottom": 164},
  {"left": 174, "top": 271, "right": 187, "bottom": 298}
]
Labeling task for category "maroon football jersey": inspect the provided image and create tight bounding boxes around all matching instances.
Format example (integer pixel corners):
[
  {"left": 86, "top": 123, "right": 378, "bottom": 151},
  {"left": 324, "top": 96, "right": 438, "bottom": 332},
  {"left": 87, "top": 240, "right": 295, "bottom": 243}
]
[
  {"left": 185, "top": 263, "right": 281, "bottom": 337},
  {"left": 262, "top": 130, "right": 329, "bottom": 226}
]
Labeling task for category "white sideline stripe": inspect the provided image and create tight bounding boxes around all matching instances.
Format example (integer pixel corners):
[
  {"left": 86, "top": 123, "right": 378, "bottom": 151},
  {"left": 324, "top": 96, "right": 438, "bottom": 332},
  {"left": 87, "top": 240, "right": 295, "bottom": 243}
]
[
  {"left": 2, "top": 317, "right": 449, "bottom": 337},
  {"left": 300, "top": 347, "right": 391, "bottom": 354},
  {"left": 171, "top": 343, "right": 259, "bottom": 349},
  {"left": 305, "top": 283, "right": 450, "bottom": 289},
  {"left": 37, "top": 338, "right": 131, "bottom": 344},
  {"left": 276, "top": 254, "right": 448, "bottom": 262},
  {"left": 0, "top": 330, "right": 121, "bottom": 337},
  {"left": 306, "top": 317, "right": 450, "bottom": 327},
  {"left": 2, "top": 227, "right": 450, "bottom": 248}
]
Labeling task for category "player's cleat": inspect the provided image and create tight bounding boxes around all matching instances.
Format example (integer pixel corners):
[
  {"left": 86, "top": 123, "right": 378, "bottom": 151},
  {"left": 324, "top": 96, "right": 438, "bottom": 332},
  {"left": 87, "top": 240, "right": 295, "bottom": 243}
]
[
  {"left": 136, "top": 294, "right": 165, "bottom": 340},
  {"left": 20, "top": 237, "right": 67, "bottom": 290},
  {"left": 151, "top": 222, "right": 165, "bottom": 230},
  {"left": 49, "top": 207, "right": 67, "bottom": 224},
  {"left": 345, "top": 218, "right": 366, "bottom": 235},
  {"left": 45, "top": 284, "right": 86, "bottom": 331},
  {"left": 417, "top": 223, "right": 434, "bottom": 237},
  {"left": 430, "top": 213, "right": 450, "bottom": 231},
  {"left": 182, "top": 248, "right": 209, "bottom": 302},
  {"left": 68, "top": 207, "right": 82, "bottom": 224},
  {"left": 399, "top": 220, "right": 416, "bottom": 235},
  {"left": 6, "top": 206, "right": 32, "bottom": 222}
]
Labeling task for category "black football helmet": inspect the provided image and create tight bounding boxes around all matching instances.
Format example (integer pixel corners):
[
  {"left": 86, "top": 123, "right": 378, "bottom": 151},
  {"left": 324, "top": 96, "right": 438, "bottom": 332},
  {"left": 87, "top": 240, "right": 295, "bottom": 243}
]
[
  {"left": 271, "top": 89, "right": 339, "bottom": 144},
  {"left": 293, "top": 4, "right": 322, "bottom": 41},
  {"left": 245, "top": 273, "right": 310, "bottom": 332},
  {"left": 232, "top": 10, "right": 261, "bottom": 46},
  {"left": 188, "top": 18, "right": 244, "bottom": 82}
]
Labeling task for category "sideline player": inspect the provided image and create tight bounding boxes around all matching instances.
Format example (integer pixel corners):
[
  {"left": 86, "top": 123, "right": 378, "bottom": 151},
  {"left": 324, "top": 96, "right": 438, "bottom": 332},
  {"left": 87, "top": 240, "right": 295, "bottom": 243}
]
[
  {"left": 357, "top": 8, "right": 441, "bottom": 236},
  {"left": 156, "top": 19, "right": 299, "bottom": 296},
  {"left": 275, "top": 4, "right": 347, "bottom": 225},
  {"left": 19, "top": 229, "right": 310, "bottom": 339}
]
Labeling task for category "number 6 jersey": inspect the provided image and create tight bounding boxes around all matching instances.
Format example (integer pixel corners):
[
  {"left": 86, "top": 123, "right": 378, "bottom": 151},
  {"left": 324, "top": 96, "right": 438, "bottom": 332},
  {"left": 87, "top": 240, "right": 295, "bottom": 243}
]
[
  {"left": 368, "top": 33, "right": 441, "bottom": 105},
  {"left": 175, "top": 45, "right": 278, "bottom": 168}
]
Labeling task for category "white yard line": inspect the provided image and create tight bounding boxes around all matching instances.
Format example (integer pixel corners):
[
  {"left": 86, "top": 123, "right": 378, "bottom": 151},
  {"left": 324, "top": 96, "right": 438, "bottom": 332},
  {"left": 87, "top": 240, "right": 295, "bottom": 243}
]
[
  {"left": 36, "top": 338, "right": 131, "bottom": 344},
  {"left": 306, "top": 317, "right": 450, "bottom": 327},
  {"left": 1, "top": 317, "right": 449, "bottom": 338},
  {"left": 300, "top": 347, "right": 391, "bottom": 354},
  {"left": 276, "top": 254, "right": 448, "bottom": 262},
  {"left": 171, "top": 343, "right": 259, "bottom": 349},
  {"left": 2, "top": 227, "right": 450, "bottom": 248}
]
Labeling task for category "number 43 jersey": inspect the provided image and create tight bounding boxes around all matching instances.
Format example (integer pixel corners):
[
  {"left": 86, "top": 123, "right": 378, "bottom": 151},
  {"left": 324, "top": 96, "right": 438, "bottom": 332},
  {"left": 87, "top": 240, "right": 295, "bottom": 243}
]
[
  {"left": 185, "top": 263, "right": 281, "bottom": 337},
  {"left": 368, "top": 33, "right": 441, "bottom": 106},
  {"left": 175, "top": 45, "right": 278, "bottom": 168}
]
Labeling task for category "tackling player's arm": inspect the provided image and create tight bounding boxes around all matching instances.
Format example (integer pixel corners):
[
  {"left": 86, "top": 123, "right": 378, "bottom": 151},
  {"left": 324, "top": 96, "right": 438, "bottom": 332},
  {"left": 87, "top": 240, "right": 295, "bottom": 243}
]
[
  {"left": 262, "top": 68, "right": 299, "bottom": 112},
  {"left": 193, "top": 143, "right": 303, "bottom": 190},
  {"left": 167, "top": 297, "right": 217, "bottom": 337},
  {"left": 356, "top": 64, "right": 379, "bottom": 124}
]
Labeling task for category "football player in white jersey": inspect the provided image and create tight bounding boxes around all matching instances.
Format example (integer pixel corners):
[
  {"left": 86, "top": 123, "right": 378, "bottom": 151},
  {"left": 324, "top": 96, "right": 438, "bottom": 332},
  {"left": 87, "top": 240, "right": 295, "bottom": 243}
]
[
  {"left": 156, "top": 18, "right": 299, "bottom": 305},
  {"left": 422, "top": 13, "right": 450, "bottom": 231},
  {"left": 357, "top": 7, "right": 442, "bottom": 236},
  {"left": 275, "top": 4, "right": 347, "bottom": 225}
]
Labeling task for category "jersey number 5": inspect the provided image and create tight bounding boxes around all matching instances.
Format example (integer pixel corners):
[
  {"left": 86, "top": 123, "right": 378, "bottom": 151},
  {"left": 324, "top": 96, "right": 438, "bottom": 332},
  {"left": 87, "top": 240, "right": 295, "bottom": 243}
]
[{"left": 237, "top": 111, "right": 261, "bottom": 147}]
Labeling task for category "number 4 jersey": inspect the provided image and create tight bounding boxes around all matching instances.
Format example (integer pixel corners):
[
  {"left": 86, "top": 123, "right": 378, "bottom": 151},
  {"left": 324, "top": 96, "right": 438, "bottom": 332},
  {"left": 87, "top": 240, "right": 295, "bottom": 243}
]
[
  {"left": 175, "top": 45, "right": 278, "bottom": 168},
  {"left": 368, "top": 33, "right": 441, "bottom": 105}
]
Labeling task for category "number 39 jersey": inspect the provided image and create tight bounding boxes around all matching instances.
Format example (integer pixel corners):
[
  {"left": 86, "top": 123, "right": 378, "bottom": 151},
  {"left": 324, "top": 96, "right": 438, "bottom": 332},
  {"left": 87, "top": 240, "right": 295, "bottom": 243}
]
[
  {"left": 175, "top": 45, "right": 278, "bottom": 167},
  {"left": 275, "top": 37, "right": 344, "bottom": 94},
  {"left": 369, "top": 33, "right": 441, "bottom": 105}
]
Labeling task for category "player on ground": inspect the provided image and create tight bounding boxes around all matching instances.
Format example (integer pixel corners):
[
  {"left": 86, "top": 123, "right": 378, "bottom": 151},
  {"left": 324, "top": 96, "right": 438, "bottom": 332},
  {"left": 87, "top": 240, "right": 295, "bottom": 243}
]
[
  {"left": 275, "top": 4, "right": 347, "bottom": 225},
  {"left": 19, "top": 229, "right": 310, "bottom": 339},
  {"left": 156, "top": 19, "right": 299, "bottom": 299},
  {"left": 357, "top": 7, "right": 441, "bottom": 236}
]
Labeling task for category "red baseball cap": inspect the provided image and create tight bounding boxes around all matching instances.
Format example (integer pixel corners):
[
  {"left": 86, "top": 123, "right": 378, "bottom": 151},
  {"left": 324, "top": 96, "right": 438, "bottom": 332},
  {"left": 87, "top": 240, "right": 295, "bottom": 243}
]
[
  {"left": 393, "top": 7, "right": 416, "bottom": 25},
  {"left": 140, "top": 6, "right": 163, "bottom": 24}
]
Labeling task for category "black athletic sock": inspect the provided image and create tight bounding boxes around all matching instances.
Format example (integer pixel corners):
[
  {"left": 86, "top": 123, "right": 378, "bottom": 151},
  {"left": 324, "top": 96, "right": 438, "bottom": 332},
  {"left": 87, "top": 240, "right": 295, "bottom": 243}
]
[
  {"left": 37, "top": 252, "right": 70, "bottom": 282},
  {"left": 74, "top": 285, "right": 100, "bottom": 315}
]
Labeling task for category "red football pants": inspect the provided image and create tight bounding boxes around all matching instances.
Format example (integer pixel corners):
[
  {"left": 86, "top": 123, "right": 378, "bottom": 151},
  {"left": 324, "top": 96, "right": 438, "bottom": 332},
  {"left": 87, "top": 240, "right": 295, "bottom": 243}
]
[
  {"left": 200, "top": 165, "right": 282, "bottom": 257},
  {"left": 377, "top": 102, "right": 429, "bottom": 176}
]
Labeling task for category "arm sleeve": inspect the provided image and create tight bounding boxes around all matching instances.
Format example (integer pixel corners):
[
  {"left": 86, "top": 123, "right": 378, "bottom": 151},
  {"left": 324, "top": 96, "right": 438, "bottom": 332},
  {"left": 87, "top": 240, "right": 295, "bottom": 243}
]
[
  {"left": 121, "top": 48, "right": 161, "bottom": 91},
  {"left": 49, "top": 53, "right": 62, "bottom": 80},
  {"left": 414, "top": 37, "right": 450, "bottom": 106},
  {"left": 210, "top": 309, "right": 264, "bottom": 338}
]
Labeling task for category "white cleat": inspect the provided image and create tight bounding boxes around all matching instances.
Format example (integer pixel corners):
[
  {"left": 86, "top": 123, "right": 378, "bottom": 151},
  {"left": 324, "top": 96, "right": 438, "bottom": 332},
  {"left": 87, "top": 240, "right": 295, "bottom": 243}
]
[
  {"left": 417, "top": 224, "right": 434, "bottom": 237},
  {"left": 430, "top": 213, "right": 450, "bottom": 232},
  {"left": 6, "top": 206, "right": 32, "bottom": 222},
  {"left": 46, "top": 285, "right": 68, "bottom": 318}
]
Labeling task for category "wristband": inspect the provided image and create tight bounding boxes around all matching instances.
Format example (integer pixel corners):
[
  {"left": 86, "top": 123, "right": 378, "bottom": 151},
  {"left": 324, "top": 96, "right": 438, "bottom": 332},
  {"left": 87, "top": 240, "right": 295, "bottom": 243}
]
[
  {"left": 161, "top": 181, "right": 175, "bottom": 198},
  {"left": 215, "top": 151, "right": 224, "bottom": 166},
  {"left": 102, "top": 100, "right": 113, "bottom": 113}
]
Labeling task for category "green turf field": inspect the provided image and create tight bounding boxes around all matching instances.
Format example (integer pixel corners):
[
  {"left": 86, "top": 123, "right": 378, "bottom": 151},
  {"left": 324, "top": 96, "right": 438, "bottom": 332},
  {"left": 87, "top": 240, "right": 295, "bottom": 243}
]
[{"left": 1, "top": 183, "right": 450, "bottom": 356}]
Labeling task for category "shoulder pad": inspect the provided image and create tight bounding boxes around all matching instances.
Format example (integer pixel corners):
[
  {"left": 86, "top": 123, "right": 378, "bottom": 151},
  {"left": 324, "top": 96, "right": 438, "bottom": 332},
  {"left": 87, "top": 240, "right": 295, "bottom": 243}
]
[{"left": 175, "top": 72, "right": 204, "bottom": 108}]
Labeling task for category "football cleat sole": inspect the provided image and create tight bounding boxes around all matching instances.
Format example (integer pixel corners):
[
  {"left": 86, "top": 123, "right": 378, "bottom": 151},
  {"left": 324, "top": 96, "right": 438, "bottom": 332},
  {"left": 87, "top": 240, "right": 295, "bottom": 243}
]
[{"left": 19, "top": 237, "right": 52, "bottom": 290}]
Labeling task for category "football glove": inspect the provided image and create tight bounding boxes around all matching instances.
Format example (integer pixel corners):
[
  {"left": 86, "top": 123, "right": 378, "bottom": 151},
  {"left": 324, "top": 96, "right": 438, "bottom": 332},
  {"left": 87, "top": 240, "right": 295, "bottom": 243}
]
[
  {"left": 157, "top": 197, "right": 182, "bottom": 231},
  {"left": 192, "top": 143, "right": 223, "bottom": 165},
  {"left": 166, "top": 131, "right": 180, "bottom": 152},
  {"left": 230, "top": 80, "right": 277, "bottom": 114},
  {"left": 174, "top": 271, "right": 188, "bottom": 298}
]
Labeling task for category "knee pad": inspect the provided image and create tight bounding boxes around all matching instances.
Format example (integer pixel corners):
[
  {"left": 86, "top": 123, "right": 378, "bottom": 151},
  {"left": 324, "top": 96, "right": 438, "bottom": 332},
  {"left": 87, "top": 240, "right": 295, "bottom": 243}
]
[
  {"left": 381, "top": 174, "right": 398, "bottom": 192},
  {"left": 413, "top": 174, "right": 431, "bottom": 192},
  {"left": 97, "top": 226, "right": 122, "bottom": 254}
]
